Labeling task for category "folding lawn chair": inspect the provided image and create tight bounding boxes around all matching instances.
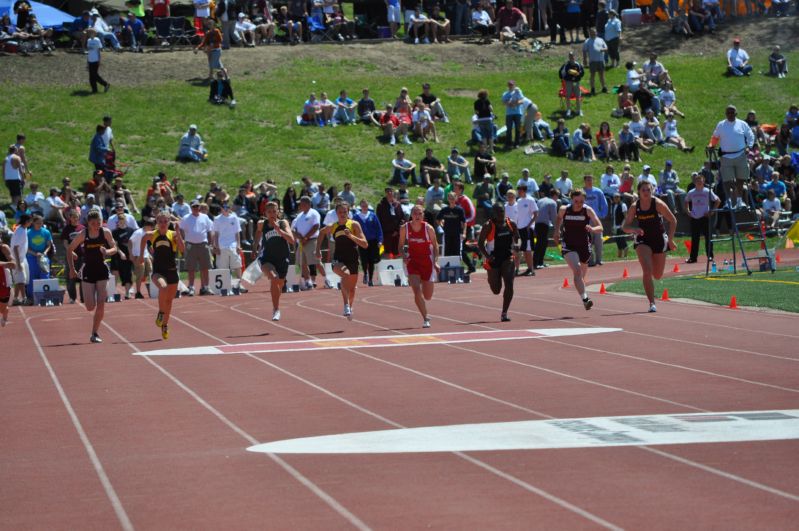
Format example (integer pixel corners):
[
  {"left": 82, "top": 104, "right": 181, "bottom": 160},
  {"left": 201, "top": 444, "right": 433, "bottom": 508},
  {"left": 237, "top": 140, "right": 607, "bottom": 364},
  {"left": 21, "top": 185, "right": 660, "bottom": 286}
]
[
  {"left": 170, "top": 17, "right": 196, "bottom": 46},
  {"left": 153, "top": 17, "right": 173, "bottom": 46}
]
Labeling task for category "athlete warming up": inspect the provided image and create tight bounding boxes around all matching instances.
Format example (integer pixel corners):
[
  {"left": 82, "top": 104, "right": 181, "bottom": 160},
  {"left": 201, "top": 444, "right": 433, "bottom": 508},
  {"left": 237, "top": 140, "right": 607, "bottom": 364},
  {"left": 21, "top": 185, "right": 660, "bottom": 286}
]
[
  {"left": 253, "top": 202, "right": 295, "bottom": 321},
  {"left": 553, "top": 190, "right": 604, "bottom": 311},
  {"left": 139, "top": 212, "right": 185, "bottom": 339},
  {"left": 622, "top": 181, "right": 677, "bottom": 312},
  {"left": 478, "top": 204, "right": 521, "bottom": 322},
  {"left": 317, "top": 203, "right": 368, "bottom": 320},
  {"left": 0, "top": 240, "right": 15, "bottom": 327},
  {"left": 399, "top": 204, "right": 440, "bottom": 328},
  {"left": 67, "top": 210, "right": 119, "bottom": 343}
]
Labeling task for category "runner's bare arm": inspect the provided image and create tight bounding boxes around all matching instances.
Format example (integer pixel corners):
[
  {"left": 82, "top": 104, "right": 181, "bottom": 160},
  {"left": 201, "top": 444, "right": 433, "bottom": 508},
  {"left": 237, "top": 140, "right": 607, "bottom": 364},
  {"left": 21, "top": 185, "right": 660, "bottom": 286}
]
[
  {"left": 586, "top": 206, "right": 604, "bottom": 234},
  {"left": 510, "top": 221, "right": 521, "bottom": 252},
  {"left": 277, "top": 220, "right": 295, "bottom": 245},
  {"left": 621, "top": 203, "right": 643, "bottom": 236},
  {"left": 315, "top": 225, "right": 331, "bottom": 256},
  {"left": 101, "top": 228, "right": 118, "bottom": 257},
  {"left": 348, "top": 221, "right": 369, "bottom": 249},
  {"left": 398, "top": 224, "right": 407, "bottom": 260},
  {"left": 139, "top": 230, "right": 153, "bottom": 260},
  {"left": 553, "top": 206, "right": 566, "bottom": 246},
  {"left": 654, "top": 198, "right": 678, "bottom": 249},
  {"left": 252, "top": 220, "right": 264, "bottom": 256},
  {"left": 426, "top": 223, "right": 440, "bottom": 266},
  {"left": 174, "top": 227, "right": 186, "bottom": 254},
  {"left": 477, "top": 223, "right": 490, "bottom": 258}
]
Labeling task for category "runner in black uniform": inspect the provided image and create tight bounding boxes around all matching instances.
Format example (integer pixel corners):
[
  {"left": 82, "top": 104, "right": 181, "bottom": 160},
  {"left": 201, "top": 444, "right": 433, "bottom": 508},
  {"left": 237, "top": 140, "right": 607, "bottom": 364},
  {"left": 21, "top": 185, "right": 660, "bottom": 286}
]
[
  {"left": 317, "top": 203, "right": 368, "bottom": 320},
  {"left": 622, "top": 180, "right": 677, "bottom": 312},
  {"left": 138, "top": 211, "right": 185, "bottom": 339},
  {"left": 554, "top": 189, "right": 603, "bottom": 310},
  {"left": 478, "top": 204, "right": 521, "bottom": 322},
  {"left": 253, "top": 201, "right": 295, "bottom": 322},
  {"left": 67, "top": 210, "right": 118, "bottom": 343},
  {"left": 436, "top": 192, "right": 469, "bottom": 268}
]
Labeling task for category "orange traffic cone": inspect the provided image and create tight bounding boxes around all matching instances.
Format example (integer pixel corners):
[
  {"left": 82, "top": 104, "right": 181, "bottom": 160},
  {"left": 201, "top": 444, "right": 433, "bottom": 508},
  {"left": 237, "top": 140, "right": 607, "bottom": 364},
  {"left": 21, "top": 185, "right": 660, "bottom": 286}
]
[
  {"left": 599, "top": 283, "right": 607, "bottom": 294},
  {"left": 673, "top": 263, "right": 680, "bottom": 273},
  {"left": 775, "top": 253, "right": 782, "bottom": 264},
  {"left": 729, "top": 296, "right": 738, "bottom": 309},
  {"left": 661, "top": 289, "right": 670, "bottom": 301},
  {"left": 622, "top": 267, "right": 629, "bottom": 279},
  {"left": 562, "top": 277, "right": 570, "bottom": 288}
]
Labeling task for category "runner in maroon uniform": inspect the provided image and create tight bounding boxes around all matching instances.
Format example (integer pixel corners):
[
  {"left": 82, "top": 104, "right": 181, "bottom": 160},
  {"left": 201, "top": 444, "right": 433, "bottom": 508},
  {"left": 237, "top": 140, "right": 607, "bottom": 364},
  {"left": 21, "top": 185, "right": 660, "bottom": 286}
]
[
  {"left": 553, "top": 189, "right": 603, "bottom": 310},
  {"left": 398, "top": 204, "right": 440, "bottom": 328},
  {"left": 622, "top": 180, "right": 677, "bottom": 312},
  {"left": 0, "top": 240, "right": 15, "bottom": 328}
]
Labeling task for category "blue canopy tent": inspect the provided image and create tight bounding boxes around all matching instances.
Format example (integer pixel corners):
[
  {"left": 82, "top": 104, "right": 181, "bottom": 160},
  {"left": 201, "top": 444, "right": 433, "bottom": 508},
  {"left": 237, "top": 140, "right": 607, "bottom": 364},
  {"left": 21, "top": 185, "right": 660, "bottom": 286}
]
[{"left": 0, "top": 0, "right": 73, "bottom": 29}]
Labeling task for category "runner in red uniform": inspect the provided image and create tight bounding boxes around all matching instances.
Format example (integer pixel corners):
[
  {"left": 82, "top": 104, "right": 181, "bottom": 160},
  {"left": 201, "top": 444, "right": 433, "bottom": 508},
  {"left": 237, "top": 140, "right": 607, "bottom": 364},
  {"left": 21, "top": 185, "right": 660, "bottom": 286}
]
[
  {"left": 554, "top": 189, "right": 604, "bottom": 310},
  {"left": 622, "top": 180, "right": 677, "bottom": 312},
  {"left": 0, "top": 240, "right": 15, "bottom": 328},
  {"left": 398, "top": 204, "right": 440, "bottom": 328}
]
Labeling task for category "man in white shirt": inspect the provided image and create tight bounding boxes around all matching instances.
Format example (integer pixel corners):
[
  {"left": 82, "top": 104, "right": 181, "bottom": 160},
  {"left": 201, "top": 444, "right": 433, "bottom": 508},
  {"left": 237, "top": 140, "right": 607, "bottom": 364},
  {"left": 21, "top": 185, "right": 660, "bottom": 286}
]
[
  {"left": 194, "top": 0, "right": 211, "bottom": 19},
  {"left": 171, "top": 194, "right": 190, "bottom": 219},
  {"left": 102, "top": 115, "right": 116, "bottom": 153},
  {"left": 11, "top": 214, "right": 32, "bottom": 305},
  {"left": 291, "top": 196, "right": 323, "bottom": 289},
  {"left": 409, "top": 7, "right": 431, "bottom": 44},
  {"left": 212, "top": 203, "right": 244, "bottom": 285},
  {"left": 130, "top": 218, "right": 153, "bottom": 299},
  {"left": 107, "top": 203, "right": 139, "bottom": 231},
  {"left": 44, "top": 188, "right": 67, "bottom": 226},
  {"left": 24, "top": 183, "right": 45, "bottom": 214},
  {"left": 4, "top": 145, "right": 24, "bottom": 209},
  {"left": 710, "top": 104, "right": 755, "bottom": 208},
  {"left": 471, "top": 5, "right": 493, "bottom": 43},
  {"left": 86, "top": 28, "right": 110, "bottom": 94},
  {"left": 91, "top": 10, "right": 121, "bottom": 50},
  {"left": 515, "top": 184, "right": 538, "bottom": 276},
  {"left": 637, "top": 165, "right": 658, "bottom": 188},
  {"left": 554, "top": 170, "right": 573, "bottom": 203},
  {"left": 517, "top": 168, "right": 539, "bottom": 197},
  {"left": 181, "top": 200, "right": 214, "bottom": 295},
  {"left": 684, "top": 173, "right": 719, "bottom": 263},
  {"left": 726, "top": 38, "right": 752, "bottom": 77}
]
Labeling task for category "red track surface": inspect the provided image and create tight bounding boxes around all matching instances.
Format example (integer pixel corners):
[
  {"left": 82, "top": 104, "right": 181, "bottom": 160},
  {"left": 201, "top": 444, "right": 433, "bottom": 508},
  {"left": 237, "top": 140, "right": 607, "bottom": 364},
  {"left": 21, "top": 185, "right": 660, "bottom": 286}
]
[{"left": 2, "top": 253, "right": 799, "bottom": 529}]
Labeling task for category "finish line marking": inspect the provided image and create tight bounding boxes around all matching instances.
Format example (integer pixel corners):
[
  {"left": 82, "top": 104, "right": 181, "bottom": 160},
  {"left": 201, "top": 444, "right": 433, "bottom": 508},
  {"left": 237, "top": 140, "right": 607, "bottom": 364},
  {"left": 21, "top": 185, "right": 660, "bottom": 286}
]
[
  {"left": 136, "top": 327, "right": 622, "bottom": 356},
  {"left": 247, "top": 410, "right": 799, "bottom": 455}
]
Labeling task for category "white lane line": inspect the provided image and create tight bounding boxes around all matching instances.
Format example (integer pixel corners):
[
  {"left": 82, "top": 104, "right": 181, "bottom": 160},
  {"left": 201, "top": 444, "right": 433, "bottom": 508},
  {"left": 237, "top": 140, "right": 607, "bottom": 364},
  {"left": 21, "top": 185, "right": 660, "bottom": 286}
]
[
  {"left": 101, "top": 310, "right": 371, "bottom": 531},
  {"left": 21, "top": 310, "right": 135, "bottom": 531},
  {"left": 357, "top": 294, "right": 799, "bottom": 503},
  {"left": 187, "top": 297, "right": 623, "bottom": 530},
  {"left": 434, "top": 294, "right": 799, "bottom": 393}
]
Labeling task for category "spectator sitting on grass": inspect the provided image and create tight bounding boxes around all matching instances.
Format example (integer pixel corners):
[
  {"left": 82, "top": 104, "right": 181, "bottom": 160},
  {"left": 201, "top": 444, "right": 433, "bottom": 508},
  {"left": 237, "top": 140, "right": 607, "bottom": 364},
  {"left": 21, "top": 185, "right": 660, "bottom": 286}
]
[
  {"left": 234, "top": 13, "right": 258, "bottom": 47},
  {"left": 447, "top": 148, "right": 472, "bottom": 184},
  {"left": 473, "top": 174, "right": 496, "bottom": 213},
  {"left": 474, "top": 142, "right": 497, "bottom": 178},
  {"left": 318, "top": 92, "right": 335, "bottom": 125},
  {"left": 276, "top": 5, "right": 302, "bottom": 44},
  {"left": 496, "top": 0, "right": 526, "bottom": 42},
  {"left": 380, "top": 104, "right": 407, "bottom": 146},
  {"left": 571, "top": 123, "right": 596, "bottom": 162},
  {"left": 413, "top": 98, "right": 439, "bottom": 143},
  {"left": 122, "top": 12, "right": 146, "bottom": 52},
  {"left": 625, "top": 61, "right": 643, "bottom": 92},
  {"left": 471, "top": 3, "right": 494, "bottom": 43},
  {"left": 358, "top": 88, "right": 378, "bottom": 124},
  {"left": 420, "top": 148, "right": 448, "bottom": 184},
  {"left": 70, "top": 11, "right": 92, "bottom": 50},
  {"left": 596, "top": 121, "right": 619, "bottom": 161},
  {"left": 601, "top": 164, "right": 621, "bottom": 198},
  {"left": 614, "top": 84, "right": 635, "bottom": 119},
  {"left": 769, "top": 46, "right": 788, "bottom": 78},
  {"left": 688, "top": 0, "right": 715, "bottom": 34},
  {"left": 391, "top": 150, "right": 417, "bottom": 186},
  {"left": 420, "top": 83, "right": 449, "bottom": 122},
  {"left": 551, "top": 118, "right": 571, "bottom": 157},
  {"left": 427, "top": 3, "right": 451, "bottom": 43},
  {"left": 663, "top": 113, "right": 694, "bottom": 152},
  {"left": 658, "top": 82, "right": 684, "bottom": 118},
  {"left": 531, "top": 112, "right": 553, "bottom": 141},
  {"left": 727, "top": 38, "right": 752, "bottom": 77},
  {"left": 642, "top": 52, "right": 669, "bottom": 88},
  {"left": 334, "top": 90, "right": 357, "bottom": 125},
  {"left": 629, "top": 110, "right": 655, "bottom": 154},
  {"left": 302, "top": 93, "right": 324, "bottom": 126},
  {"left": 762, "top": 171, "right": 792, "bottom": 212},
  {"left": 177, "top": 125, "right": 207, "bottom": 162},
  {"left": 209, "top": 69, "right": 236, "bottom": 107},
  {"left": 89, "top": 10, "right": 120, "bottom": 51}
]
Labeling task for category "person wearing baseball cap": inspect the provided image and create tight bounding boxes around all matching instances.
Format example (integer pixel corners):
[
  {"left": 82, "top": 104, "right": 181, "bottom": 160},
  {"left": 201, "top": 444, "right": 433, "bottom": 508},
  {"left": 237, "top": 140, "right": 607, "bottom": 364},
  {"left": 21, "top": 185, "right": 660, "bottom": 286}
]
[
  {"left": 177, "top": 124, "right": 207, "bottom": 162},
  {"left": 727, "top": 38, "right": 753, "bottom": 77},
  {"left": 559, "top": 52, "right": 585, "bottom": 118}
]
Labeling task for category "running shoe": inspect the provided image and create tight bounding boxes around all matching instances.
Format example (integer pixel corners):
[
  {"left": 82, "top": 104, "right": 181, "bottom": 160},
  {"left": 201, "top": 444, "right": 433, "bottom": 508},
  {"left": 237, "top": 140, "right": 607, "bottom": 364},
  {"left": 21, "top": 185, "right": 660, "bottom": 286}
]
[
  {"left": 649, "top": 303, "right": 657, "bottom": 313},
  {"left": 501, "top": 313, "right": 511, "bottom": 322},
  {"left": 161, "top": 324, "right": 169, "bottom": 340},
  {"left": 90, "top": 333, "right": 103, "bottom": 344},
  {"left": 522, "top": 269, "right": 535, "bottom": 276},
  {"left": 343, "top": 304, "right": 352, "bottom": 320},
  {"left": 187, "top": 287, "right": 195, "bottom": 297},
  {"left": 423, "top": 318, "right": 431, "bottom": 328},
  {"left": 272, "top": 309, "right": 281, "bottom": 321},
  {"left": 155, "top": 312, "right": 164, "bottom": 328},
  {"left": 324, "top": 279, "right": 334, "bottom": 289},
  {"left": 583, "top": 297, "right": 594, "bottom": 311},
  {"left": 199, "top": 287, "right": 211, "bottom": 296}
]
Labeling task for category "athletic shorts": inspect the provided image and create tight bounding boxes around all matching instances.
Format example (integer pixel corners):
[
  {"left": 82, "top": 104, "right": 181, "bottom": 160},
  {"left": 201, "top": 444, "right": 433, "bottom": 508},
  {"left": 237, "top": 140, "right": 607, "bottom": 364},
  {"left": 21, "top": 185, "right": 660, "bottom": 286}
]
[
  {"left": 298, "top": 238, "right": 319, "bottom": 266},
  {"left": 387, "top": 4, "right": 401, "bottom": 23},
  {"left": 185, "top": 242, "right": 212, "bottom": 270},
  {"left": 12, "top": 259, "right": 29, "bottom": 284},
  {"left": 360, "top": 240, "right": 382, "bottom": 265},
  {"left": 216, "top": 248, "right": 242, "bottom": 270},
  {"left": 153, "top": 268, "right": 180, "bottom": 285},
  {"left": 407, "top": 257, "right": 436, "bottom": 282},
  {"left": 719, "top": 152, "right": 749, "bottom": 183},
  {"left": 259, "top": 256, "right": 289, "bottom": 280},
  {"left": 81, "top": 265, "right": 110, "bottom": 284},
  {"left": 562, "top": 246, "right": 591, "bottom": 264},
  {"left": 589, "top": 61, "right": 605, "bottom": 74},
  {"left": 519, "top": 226, "right": 534, "bottom": 252},
  {"left": 634, "top": 233, "right": 669, "bottom": 254},
  {"left": 333, "top": 259, "right": 359, "bottom": 275},
  {"left": 5, "top": 179, "right": 22, "bottom": 198}
]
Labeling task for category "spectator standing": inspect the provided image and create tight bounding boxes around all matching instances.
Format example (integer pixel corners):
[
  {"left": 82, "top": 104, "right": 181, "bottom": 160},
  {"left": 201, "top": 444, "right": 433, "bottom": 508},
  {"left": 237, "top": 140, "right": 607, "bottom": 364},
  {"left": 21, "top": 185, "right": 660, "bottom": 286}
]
[
  {"left": 107, "top": 203, "right": 139, "bottom": 231},
  {"left": 609, "top": 193, "right": 628, "bottom": 258},
  {"left": 292, "top": 197, "right": 323, "bottom": 289},
  {"left": 473, "top": 89, "right": 495, "bottom": 152},
  {"left": 25, "top": 215, "right": 53, "bottom": 300},
  {"left": 89, "top": 125, "right": 109, "bottom": 173},
  {"left": 212, "top": 203, "right": 244, "bottom": 287},
  {"left": 534, "top": 188, "right": 559, "bottom": 268},
  {"left": 195, "top": 19, "right": 224, "bottom": 80},
  {"left": 582, "top": 175, "right": 608, "bottom": 266},
  {"left": 377, "top": 188, "right": 405, "bottom": 256},
  {"left": 559, "top": 51, "right": 584, "bottom": 118},
  {"left": 685, "top": 173, "right": 719, "bottom": 263},
  {"left": 181, "top": 200, "right": 214, "bottom": 296},
  {"left": 151, "top": 0, "right": 170, "bottom": 18},
  {"left": 339, "top": 182, "right": 356, "bottom": 207},
  {"left": 710, "top": 105, "right": 754, "bottom": 209},
  {"left": 515, "top": 184, "right": 538, "bottom": 275},
  {"left": 129, "top": 217, "right": 153, "bottom": 299},
  {"left": 110, "top": 215, "right": 135, "bottom": 299},
  {"left": 437, "top": 192, "right": 474, "bottom": 272},
  {"left": 726, "top": 38, "right": 752, "bottom": 77},
  {"left": 86, "top": 29, "right": 110, "bottom": 94},
  {"left": 215, "top": 0, "right": 238, "bottom": 49},
  {"left": 386, "top": 0, "right": 401, "bottom": 38},
  {"left": 3, "top": 145, "right": 24, "bottom": 209},
  {"left": 582, "top": 28, "right": 608, "bottom": 95},
  {"left": 353, "top": 200, "right": 383, "bottom": 286},
  {"left": 501, "top": 80, "right": 525, "bottom": 149}
]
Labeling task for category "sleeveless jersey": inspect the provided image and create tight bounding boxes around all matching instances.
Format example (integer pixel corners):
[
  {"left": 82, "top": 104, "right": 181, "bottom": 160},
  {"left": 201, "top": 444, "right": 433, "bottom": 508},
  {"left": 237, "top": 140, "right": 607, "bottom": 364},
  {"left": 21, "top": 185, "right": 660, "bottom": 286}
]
[
  {"left": 4, "top": 155, "right": 21, "bottom": 182},
  {"left": 81, "top": 228, "right": 110, "bottom": 281},
  {"left": 561, "top": 205, "right": 591, "bottom": 252},
  {"left": 485, "top": 219, "right": 515, "bottom": 263},
  {"left": 406, "top": 222, "right": 433, "bottom": 262},
  {"left": 260, "top": 220, "right": 290, "bottom": 263},
  {"left": 634, "top": 198, "right": 665, "bottom": 239},
  {"left": 332, "top": 220, "right": 359, "bottom": 264},
  {"left": 151, "top": 230, "right": 178, "bottom": 274}
]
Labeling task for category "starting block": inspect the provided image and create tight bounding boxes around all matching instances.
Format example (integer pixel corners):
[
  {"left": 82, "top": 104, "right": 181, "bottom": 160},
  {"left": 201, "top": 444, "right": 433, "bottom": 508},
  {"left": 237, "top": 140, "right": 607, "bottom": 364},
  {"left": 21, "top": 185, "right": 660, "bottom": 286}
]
[
  {"left": 209, "top": 269, "right": 233, "bottom": 295},
  {"left": 33, "top": 279, "right": 65, "bottom": 306}
]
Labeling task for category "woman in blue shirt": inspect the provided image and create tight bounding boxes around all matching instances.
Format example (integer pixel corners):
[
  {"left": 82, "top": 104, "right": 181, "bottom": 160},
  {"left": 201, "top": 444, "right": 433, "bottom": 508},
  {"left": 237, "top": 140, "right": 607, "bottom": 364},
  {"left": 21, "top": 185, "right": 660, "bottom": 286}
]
[
  {"left": 352, "top": 199, "right": 383, "bottom": 286},
  {"left": 25, "top": 214, "right": 53, "bottom": 299}
]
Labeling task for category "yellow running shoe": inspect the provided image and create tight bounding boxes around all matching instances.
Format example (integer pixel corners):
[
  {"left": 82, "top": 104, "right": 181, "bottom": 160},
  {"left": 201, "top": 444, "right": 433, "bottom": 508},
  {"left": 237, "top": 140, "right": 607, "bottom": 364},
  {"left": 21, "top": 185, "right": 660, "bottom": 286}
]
[
  {"left": 155, "top": 312, "right": 163, "bottom": 328},
  {"left": 161, "top": 324, "right": 169, "bottom": 340}
]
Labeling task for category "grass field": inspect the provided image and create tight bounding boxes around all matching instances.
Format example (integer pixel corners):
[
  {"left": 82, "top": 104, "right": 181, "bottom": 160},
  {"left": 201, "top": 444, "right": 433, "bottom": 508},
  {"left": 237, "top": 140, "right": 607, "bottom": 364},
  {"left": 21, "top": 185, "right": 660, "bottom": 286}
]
[
  {"left": 2, "top": 35, "right": 798, "bottom": 209},
  {"left": 608, "top": 267, "right": 799, "bottom": 312}
]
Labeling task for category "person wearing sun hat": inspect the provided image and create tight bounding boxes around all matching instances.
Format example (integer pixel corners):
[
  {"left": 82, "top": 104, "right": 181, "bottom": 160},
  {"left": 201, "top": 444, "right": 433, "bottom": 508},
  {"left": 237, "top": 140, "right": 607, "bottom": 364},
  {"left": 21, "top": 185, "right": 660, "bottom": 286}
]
[{"left": 177, "top": 125, "right": 207, "bottom": 162}]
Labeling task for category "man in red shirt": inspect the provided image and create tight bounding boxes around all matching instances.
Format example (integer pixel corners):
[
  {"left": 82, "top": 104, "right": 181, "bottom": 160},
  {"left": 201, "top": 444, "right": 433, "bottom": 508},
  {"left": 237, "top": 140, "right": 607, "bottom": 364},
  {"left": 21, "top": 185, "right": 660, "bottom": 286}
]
[
  {"left": 380, "top": 104, "right": 407, "bottom": 146},
  {"left": 453, "top": 181, "right": 476, "bottom": 239},
  {"left": 496, "top": 0, "right": 526, "bottom": 42},
  {"left": 150, "top": 0, "right": 170, "bottom": 18}
]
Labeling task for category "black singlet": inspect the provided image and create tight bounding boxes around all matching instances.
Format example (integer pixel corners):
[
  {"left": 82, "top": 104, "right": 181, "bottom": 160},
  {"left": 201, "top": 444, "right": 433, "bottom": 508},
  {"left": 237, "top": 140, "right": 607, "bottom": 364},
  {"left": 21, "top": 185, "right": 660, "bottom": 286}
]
[
  {"left": 259, "top": 220, "right": 291, "bottom": 265},
  {"left": 81, "top": 228, "right": 110, "bottom": 282},
  {"left": 634, "top": 198, "right": 667, "bottom": 252},
  {"left": 332, "top": 220, "right": 359, "bottom": 265}
]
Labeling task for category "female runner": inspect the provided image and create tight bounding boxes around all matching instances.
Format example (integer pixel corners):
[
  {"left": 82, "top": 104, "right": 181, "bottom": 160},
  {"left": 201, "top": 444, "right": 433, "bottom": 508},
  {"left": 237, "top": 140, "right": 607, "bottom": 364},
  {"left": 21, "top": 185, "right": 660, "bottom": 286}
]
[
  {"left": 253, "top": 202, "right": 295, "bottom": 322},
  {"left": 553, "top": 190, "right": 604, "bottom": 311},
  {"left": 622, "top": 180, "right": 677, "bottom": 312},
  {"left": 139, "top": 211, "right": 185, "bottom": 339},
  {"left": 478, "top": 203, "right": 520, "bottom": 322},
  {"left": 398, "top": 204, "right": 440, "bottom": 328},
  {"left": 0, "top": 239, "right": 15, "bottom": 328},
  {"left": 67, "top": 210, "right": 119, "bottom": 343},
  {"left": 316, "top": 203, "right": 368, "bottom": 320}
]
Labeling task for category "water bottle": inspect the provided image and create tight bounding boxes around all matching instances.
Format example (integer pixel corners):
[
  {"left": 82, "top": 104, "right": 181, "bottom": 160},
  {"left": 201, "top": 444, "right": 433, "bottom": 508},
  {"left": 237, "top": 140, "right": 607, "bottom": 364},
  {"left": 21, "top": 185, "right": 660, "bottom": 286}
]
[{"left": 711, "top": 261, "right": 717, "bottom": 273}]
